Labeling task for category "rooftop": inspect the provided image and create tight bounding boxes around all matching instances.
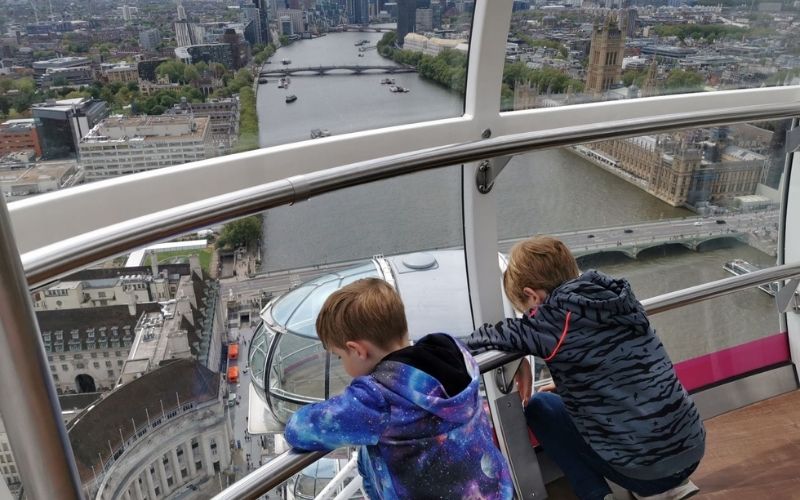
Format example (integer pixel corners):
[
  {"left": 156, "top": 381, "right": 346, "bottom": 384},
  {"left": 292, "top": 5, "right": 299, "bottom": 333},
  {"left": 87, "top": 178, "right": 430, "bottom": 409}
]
[
  {"left": 82, "top": 115, "right": 210, "bottom": 144},
  {"left": 1, "top": 118, "right": 36, "bottom": 130},
  {"left": 722, "top": 144, "right": 767, "bottom": 162},
  {"left": 31, "top": 97, "right": 93, "bottom": 112},
  {"left": 32, "top": 56, "right": 91, "bottom": 68},
  {"left": 0, "top": 160, "right": 79, "bottom": 185},
  {"left": 36, "top": 303, "right": 162, "bottom": 351},
  {"left": 67, "top": 359, "right": 220, "bottom": 481}
]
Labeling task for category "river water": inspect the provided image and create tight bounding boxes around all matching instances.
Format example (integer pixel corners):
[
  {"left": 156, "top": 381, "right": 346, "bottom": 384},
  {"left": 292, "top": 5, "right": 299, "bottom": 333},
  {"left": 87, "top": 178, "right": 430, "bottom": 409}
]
[{"left": 256, "top": 32, "right": 780, "bottom": 362}]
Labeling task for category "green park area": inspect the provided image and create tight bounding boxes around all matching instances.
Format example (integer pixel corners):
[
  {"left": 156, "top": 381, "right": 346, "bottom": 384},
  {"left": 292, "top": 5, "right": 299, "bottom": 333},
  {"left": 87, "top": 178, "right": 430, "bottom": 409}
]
[{"left": 143, "top": 247, "right": 213, "bottom": 275}]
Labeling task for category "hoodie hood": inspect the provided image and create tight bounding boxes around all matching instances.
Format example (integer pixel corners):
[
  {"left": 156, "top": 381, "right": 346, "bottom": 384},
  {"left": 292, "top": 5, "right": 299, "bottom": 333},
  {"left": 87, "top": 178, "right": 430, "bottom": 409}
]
[
  {"left": 371, "top": 336, "right": 480, "bottom": 424},
  {"left": 550, "top": 270, "right": 643, "bottom": 326}
]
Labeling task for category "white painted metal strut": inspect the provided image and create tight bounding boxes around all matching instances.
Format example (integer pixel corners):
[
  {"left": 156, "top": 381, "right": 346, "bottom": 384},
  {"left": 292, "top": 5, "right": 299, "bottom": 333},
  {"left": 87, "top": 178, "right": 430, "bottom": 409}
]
[{"left": 0, "top": 195, "right": 84, "bottom": 500}]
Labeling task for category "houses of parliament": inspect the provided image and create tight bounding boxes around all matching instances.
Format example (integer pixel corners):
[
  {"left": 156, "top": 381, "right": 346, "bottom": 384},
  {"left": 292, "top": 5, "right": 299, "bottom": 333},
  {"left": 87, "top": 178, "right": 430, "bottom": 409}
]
[{"left": 512, "top": 15, "right": 770, "bottom": 210}]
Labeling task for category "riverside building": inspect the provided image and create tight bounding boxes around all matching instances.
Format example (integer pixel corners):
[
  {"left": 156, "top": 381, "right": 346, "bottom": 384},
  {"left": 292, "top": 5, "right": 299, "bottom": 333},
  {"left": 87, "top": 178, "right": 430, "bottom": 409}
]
[
  {"left": 578, "top": 130, "right": 768, "bottom": 207},
  {"left": 166, "top": 97, "right": 240, "bottom": 153}
]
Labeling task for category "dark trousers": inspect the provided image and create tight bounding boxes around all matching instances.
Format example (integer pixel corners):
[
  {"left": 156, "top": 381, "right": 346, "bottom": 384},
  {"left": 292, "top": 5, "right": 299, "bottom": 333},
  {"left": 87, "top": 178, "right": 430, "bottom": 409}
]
[{"left": 525, "top": 392, "right": 697, "bottom": 500}]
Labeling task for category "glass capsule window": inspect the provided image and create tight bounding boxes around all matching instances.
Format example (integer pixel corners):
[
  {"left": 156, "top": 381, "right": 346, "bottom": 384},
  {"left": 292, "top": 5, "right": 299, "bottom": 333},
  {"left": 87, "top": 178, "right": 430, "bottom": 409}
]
[
  {"left": 0, "top": 0, "right": 474, "bottom": 201},
  {"left": 494, "top": 119, "right": 789, "bottom": 371},
  {"left": 500, "top": 4, "right": 800, "bottom": 111}
]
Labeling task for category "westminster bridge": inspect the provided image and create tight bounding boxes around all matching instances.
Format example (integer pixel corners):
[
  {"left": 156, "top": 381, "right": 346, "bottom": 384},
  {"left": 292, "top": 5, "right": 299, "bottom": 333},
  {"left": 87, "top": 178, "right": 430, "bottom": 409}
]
[{"left": 259, "top": 65, "right": 417, "bottom": 78}]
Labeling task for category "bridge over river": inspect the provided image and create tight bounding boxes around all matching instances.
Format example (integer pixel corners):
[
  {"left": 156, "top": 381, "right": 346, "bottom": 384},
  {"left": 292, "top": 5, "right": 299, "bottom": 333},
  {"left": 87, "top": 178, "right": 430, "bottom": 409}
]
[
  {"left": 259, "top": 65, "right": 417, "bottom": 78},
  {"left": 499, "top": 210, "right": 779, "bottom": 259},
  {"left": 236, "top": 210, "right": 779, "bottom": 300}
]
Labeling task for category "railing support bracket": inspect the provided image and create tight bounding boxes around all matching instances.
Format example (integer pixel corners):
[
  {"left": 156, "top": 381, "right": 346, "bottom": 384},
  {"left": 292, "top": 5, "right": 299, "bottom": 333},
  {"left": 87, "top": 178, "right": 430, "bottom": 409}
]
[
  {"left": 476, "top": 156, "right": 511, "bottom": 194},
  {"left": 776, "top": 277, "right": 800, "bottom": 313},
  {"left": 786, "top": 126, "right": 800, "bottom": 153}
]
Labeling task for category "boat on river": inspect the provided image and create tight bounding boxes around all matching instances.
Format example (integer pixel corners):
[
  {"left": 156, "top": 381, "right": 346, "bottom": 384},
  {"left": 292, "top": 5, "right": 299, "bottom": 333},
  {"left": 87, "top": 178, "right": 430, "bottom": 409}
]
[
  {"left": 281, "top": 58, "right": 291, "bottom": 65},
  {"left": 380, "top": 78, "right": 395, "bottom": 85},
  {"left": 723, "top": 260, "right": 779, "bottom": 296},
  {"left": 310, "top": 128, "right": 332, "bottom": 139},
  {"left": 258, "top": 78, "right": 268, "bottom": 84},
  {"left": 285, "top": 95, "right": 297, "bottom": 103},
  {"left": 389, "top": 85, "right": 410, "bottom": 93}
]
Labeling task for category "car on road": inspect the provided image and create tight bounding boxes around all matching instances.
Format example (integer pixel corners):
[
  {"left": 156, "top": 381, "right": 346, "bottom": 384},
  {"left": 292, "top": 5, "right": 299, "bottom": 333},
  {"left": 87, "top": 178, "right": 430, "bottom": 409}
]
[
  {"left": 587, "top": 234, "right": 595, "bottom": 238},
  {"left": 693, "top": 221, "right": 703, "bottom": 226},
  {"left": 716, "top": 219, "right": 726, "bottom": 224},
  {"left": 623, "top": 229, "right": 633, "bottom": 233}
]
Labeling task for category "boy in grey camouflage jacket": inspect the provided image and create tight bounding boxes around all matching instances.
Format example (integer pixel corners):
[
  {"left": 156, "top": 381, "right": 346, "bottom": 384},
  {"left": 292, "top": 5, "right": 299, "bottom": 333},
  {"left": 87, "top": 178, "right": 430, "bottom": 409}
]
[{"left": 468, "top": 236, "right": 704, "bottom": 500}]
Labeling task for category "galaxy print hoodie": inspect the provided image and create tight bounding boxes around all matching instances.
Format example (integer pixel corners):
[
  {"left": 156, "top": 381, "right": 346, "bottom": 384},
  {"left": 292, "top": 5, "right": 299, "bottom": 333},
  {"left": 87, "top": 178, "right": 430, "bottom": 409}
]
[
  {"left": 468, "top": 270, "right": 705, "bottom": 481},
  {"left": 284, "top": 334, "right": 513, "bottom": 499}
]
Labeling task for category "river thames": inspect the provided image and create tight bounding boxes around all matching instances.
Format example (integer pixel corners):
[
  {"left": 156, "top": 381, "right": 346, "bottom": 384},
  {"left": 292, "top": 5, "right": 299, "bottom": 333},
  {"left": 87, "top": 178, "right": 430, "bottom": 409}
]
[{"left": 255, "top": 31, "right": 780, "bottom": 362}]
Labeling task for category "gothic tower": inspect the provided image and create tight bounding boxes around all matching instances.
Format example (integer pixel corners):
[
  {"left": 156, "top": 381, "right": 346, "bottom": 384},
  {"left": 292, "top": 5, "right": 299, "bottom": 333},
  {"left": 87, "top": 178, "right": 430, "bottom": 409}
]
[
  {"left": 513, "top": 80, "right": 538, "bottom": 110},
  {"left": 585, "top": 16, "right": 625, "bottom": 95},
  {"left": 640, "top": 58, "right": 659, "bottom": 97}
]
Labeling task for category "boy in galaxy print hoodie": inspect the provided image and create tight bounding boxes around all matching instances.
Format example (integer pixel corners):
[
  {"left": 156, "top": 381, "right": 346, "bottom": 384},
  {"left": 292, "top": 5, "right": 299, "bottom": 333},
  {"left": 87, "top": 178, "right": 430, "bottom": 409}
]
[{"left": 284, "top": 278, "right": 513, "bottom": 499}]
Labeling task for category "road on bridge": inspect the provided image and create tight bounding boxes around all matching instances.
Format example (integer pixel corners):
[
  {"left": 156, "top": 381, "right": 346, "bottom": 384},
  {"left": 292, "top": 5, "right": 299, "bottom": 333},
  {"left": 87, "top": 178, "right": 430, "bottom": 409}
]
[
  {"left": 221, "top": 211, "right": 779, "bottom": 301},
  {"left": 499, "top": 211, "right": 779, "bottom": 255}
]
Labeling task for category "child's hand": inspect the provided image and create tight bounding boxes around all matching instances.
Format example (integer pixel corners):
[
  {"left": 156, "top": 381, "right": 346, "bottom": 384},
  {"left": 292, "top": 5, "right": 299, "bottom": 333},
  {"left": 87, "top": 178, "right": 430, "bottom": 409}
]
[
  {"left": 514, "top": 358, "right": 533, "bottom": 406},
  {"left": 537, "top": 382, "right": 556, "bottom": 393}
]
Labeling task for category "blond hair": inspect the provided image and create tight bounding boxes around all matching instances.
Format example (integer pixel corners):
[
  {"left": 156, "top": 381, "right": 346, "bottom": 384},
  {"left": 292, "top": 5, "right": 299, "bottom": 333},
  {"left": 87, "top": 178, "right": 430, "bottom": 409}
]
[
  {"left": 503, "top": 236, "right": 580, "bottom": 311},
  {"left": 315, "top": 278, "right": 408, "bottom": 350}
]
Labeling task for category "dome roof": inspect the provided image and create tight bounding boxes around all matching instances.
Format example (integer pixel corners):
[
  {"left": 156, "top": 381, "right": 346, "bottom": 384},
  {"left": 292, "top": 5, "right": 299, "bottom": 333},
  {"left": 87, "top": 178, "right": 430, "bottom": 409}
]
[{"left": 270, "top": 262, "right": 380, "bottom": 338}]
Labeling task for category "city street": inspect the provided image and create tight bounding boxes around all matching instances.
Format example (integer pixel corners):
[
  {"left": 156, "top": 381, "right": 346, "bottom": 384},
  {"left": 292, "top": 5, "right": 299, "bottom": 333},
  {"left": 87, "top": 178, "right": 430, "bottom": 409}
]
[{"left": 225, "top": 325, "right": 274, "bottom": 481}]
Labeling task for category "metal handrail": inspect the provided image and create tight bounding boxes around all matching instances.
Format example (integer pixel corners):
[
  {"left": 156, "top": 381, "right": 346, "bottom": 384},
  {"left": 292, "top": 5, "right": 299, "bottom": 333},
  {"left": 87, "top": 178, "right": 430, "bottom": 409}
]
[
  {"left": 21, "top": 101, "right": 800, "bottom": 288},
  {"left": 212, "top": 261, "right": 800, "bottom": 500}
]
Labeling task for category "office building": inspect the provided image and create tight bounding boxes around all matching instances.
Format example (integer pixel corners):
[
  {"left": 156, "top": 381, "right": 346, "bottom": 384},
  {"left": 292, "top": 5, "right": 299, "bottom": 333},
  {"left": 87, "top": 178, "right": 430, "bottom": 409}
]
[
  {"left": 32, "top": 97, "right": 109, "bottom": 160},
  {"left": 174, "top": 44, "right": 235, "bottom": 67},
  {"left": 415, "top": 7, "right": 433, "bottom": 31},
  {"left": 0, "top": 419, "right": 21, "bottom": 496},
  {"left": 32, "top": 56, "right": 92, "bottom": 87},
  {"left": 35, "top": 260, "right": 220, "bottom": 393},
  {"left": 139, "top": 28, "right": 161, "bottom": 51},
  {"left": 101, "top": 63, "right": 139, "bottom": 83},
  {"left": 250, "top": 0, "right": 271, "bottom": 44},
  {"left": 0, "top": 154, "right": 82, "bottom": 199},
  {"left": 221, "top": 29, "right": 245, "bottom": 69},
  {"left": 79, "top": 115, "right": 214, "bottom": 180},
  {"left": 137, "top": 59, "right": 169, "bottom": 82},
  {"left": 403, "top": 32, "right": 467, "bottom": 56},
  {"left": 347, "top": 0, "right": 369, "bottom": 24},
  {"left": 166, "top": 97, "right": 240, "bottom": 153},
  {"left": 0, "top": 119, "right": 42, "bottom": 157},
  {"left": 40, "top": 66, "right": 94, "bottom": 88},
  {"left": 241, "top": 6, "right": 264, "bottom": 45},
  {"left": 397, "top": 0, "right": 416, "bottom": 45},
  {"left": 276, "top": 9, "right": 304, "bottom": 34}
]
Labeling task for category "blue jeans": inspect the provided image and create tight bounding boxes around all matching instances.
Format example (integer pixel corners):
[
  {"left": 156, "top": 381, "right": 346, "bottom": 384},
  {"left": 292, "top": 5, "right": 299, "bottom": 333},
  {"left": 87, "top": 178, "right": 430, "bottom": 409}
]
[
  {"left": 356, "top": 447, "right": 380, "bottom": 499},
  {"left": 525, "top": 392, "right": 698, "bottom": 500}
]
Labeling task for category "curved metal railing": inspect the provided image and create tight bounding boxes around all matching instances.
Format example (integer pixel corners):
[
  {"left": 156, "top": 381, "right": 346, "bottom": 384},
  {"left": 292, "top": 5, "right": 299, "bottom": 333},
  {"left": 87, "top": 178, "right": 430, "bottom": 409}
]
[
  {"left": 211, "top": 262, "right": 800, "bottom": 500},
  {"left": 21, "top": 101, "right": 800, "bottom": 289}
]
